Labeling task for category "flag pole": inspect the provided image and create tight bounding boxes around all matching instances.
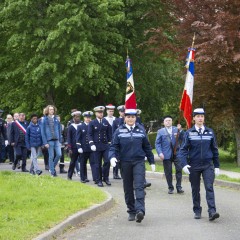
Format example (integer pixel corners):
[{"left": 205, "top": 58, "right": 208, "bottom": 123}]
[{"left": 191, "top": 32, "right": 196, "bottom": 49}]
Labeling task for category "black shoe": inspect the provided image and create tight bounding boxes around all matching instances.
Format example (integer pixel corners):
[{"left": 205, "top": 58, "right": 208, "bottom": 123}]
[
  {"left": 128, "top": 213, "right": 136, "bottom": 221},
  {"left": 144, "top": 182, "right": 151, "bottom": 188},
  {"left": 168, "top": 189, "right": 174, "bottom": 194},
  {"left": 81, "top": 180, "right": 86, "bottom": 183},
  {"left": 104, "top": 179, "right": 111, "bottom": 186},
  {"left": 9, "top": 162, "right": 13, "bottom": 165},
  {"left": 60, "top": 169, "right": 67, "bottom": 174},
  {"left": 209, "top": 212, "right": 220, "bottom": 221},
  {"left": 53, "top": 171, "right": 58, "bottom": 177},
  {"left": 98, "top": 181, "right": 104, "bottom": 187},
  {"left": 194, "top": 212, "right": 201, "bottom": 219},
  {"left": 17, "top": 163, "right": 21, "bottom": 169},
  {"left": 45, "top": 166, "right": 49, "bottom": 171},
  {"left": 22, "top": 168, "right": 29, "bottom": 172},
  {"left": 36, "top": 170, "right": 42, "bottom": 176},
  {"left": 136, "top": 211, "right": 144, "bottom": 223},
  {"left": 67, "top": 177, "right": 72, "bottom": 180},
  {"left": 12, "top": 164, "right": 16, "bottom": 170},
  {"left": 85, "top": 179, "right": 90, "bottom": 182},
  {"left": 114, "top": 175, "right": 122, "bottom": 179},
  {"left": 177, "top": 189, "right": 184, "bottom": 194}
]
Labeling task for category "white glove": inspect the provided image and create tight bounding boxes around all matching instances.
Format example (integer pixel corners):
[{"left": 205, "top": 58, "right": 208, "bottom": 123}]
[
  {"left": 183, "top": 165, "right": 191, "bottom": 175},
  {"left": 151, "top": 164, "right": 156, "bottom": 172},
  {"left": 5, "top": 140, "right": 8, "bottom": 146},
  {"left": 78, "top": 148, "right": 83, "bottom": 153},
  {"left": 110, "top": 158, "right": 118, "bottom": 167},
  {"left": 215, "top": 168, "right": 220, "bottom": 176},
  {"left": 91, "top": 145, "right": 96, "bottom": 151}
]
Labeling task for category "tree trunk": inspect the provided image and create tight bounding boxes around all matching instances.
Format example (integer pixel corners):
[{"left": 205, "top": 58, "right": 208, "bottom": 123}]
[
  {"left": 233, "top": 112, "right": 240, "bottom": 166},
  {"left": 45, "top": 90, "right": 55, "bottom": 105},
  {"left": 235, "top": 128, "right": 240, "bottom": 167}
]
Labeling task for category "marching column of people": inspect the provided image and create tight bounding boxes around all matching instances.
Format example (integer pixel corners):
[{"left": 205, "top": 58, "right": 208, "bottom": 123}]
[{"left": 0, "top": 104, "right": 222, "bottom": 223}]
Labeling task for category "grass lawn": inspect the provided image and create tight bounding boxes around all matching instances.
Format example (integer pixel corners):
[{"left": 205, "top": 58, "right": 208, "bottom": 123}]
[{"left": 0, "top": 171, "right": 106, "bottom": 240}]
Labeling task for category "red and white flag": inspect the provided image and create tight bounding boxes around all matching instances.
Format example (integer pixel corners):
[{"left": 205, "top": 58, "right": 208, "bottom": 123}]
[{"left": 179, "top": 48, "right": 195, "bottom": 129}]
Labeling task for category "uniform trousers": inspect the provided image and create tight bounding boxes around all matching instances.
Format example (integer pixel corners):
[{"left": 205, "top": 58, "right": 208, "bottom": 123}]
[
  {"left": 68, "top": 148, "right": 79, "bottom": 179},
  {"left": 93, "top": 148, "right": 110, "bottom": 182},
  {"left": 121, "top": 160, "right": 145, "bottom": 215},
  {"left": 163, "top": 158, "right": 182, "bottom": 190},
  {"left": 79, "top": 152, "right": 95, "bottom": 181},
  {"left": 189, "top": 163, "right": 216, "bottom": 215}
]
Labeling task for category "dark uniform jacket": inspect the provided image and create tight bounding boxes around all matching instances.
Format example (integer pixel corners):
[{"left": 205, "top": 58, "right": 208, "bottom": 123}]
[
  {"left": 112, "top": 117, "right": 124, "bottom": 134},
  {"left": 76, "top": 122, "right": 91, "bottom": 152},
  {"left": 178, "top": 126, "right": 220, "bottom": 168},
  {"left": 0, "top": 118, "right": 7, "bottom": 141},
  {"left": 109, "top": 123, "right": 154, "bottom": 164},
  {"left": 88, "top": 118, "right": 112, "bottom": 151},
  {"left": 67, "top": 123, "right": 80, "bottom": 150}
]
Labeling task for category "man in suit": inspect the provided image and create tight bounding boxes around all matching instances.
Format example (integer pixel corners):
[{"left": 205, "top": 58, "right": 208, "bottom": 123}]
[{"left": 155, "top": 116, "right": 184, "bottom": 194}]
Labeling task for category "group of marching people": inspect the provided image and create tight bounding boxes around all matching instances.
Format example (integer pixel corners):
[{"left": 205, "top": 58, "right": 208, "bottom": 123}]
[
  {"left": 4, "top": 104, "right": 143, "bottom": 184},
  {"left": 1, "top": 104, "right": 221, "bottom": 223}
]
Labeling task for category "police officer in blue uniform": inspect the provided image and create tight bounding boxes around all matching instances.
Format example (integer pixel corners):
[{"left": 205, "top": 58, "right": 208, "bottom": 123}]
[
  {"left": 88, "top": 106, "right": 112, "bottom": 187},
  {"left": 179, "top": 108, "right": 220, "bottom": 221},
  {"left": 67, "top": 110, "right": 82, "bottom": 180},
  {"left": 76, "top": 111, "right": 96, "bottom": 183},
  {"left": 155, "top": 116, "right": 184, "bottom": 194},
  {"left": 109, "top": 109, "right": 155, "bottom": 223}
]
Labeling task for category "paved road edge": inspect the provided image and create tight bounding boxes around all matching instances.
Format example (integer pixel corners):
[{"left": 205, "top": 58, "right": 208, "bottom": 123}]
[{"left": 33, "top": 191, "right": 114, "bottom": 240}]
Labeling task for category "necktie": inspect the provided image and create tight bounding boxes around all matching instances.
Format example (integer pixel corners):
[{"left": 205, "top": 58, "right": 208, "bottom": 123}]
[
  {"left": 130, "top": 127, "right": 133, "bottom": 132},
  {"left": 199, "top": 128, "right": 202, "bottom": 135},
  {"left": 100, "top": 119, "right": 102, "bottom": 124}
]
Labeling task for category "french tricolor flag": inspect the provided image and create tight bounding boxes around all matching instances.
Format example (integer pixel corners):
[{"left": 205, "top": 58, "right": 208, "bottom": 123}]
[
  {"left": 180, "top": 48, "right": 195, "bottom": 129},
  {"left": 125, "top": 56, "right": 137, "bottom": 114}
]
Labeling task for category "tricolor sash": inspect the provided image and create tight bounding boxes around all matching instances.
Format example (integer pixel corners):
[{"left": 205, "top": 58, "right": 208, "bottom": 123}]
[{"left": 15, "top": 120, "right": 27, "bottom": 134}]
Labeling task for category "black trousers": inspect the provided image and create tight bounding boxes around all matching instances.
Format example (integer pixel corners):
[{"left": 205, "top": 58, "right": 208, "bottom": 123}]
[
  {"left": 93, "top": 149, "right": 110, "bottom": 182},
  {"left": 42, "top": 147, "right": 49, "bottom": 167},
  {"left": 121, "top": 160, "right": 145, "bottom": 215},
  {"left": 14, "top": 145, "right": 27, "bottom": 169},
  {"left": 6, "top": 145, "right": 14, "bottom": 163},
  {"left": 189, "top": 163, "right": 216, "bottom": 215},
  {"left": 163, "top": 158, "right": 182, "bottom": 190},
  {"left": 67, "top": 148, "right": 79, "bottom": 179},
  {"left": 79, "top": 152, "right": 96, "bottom": 181}
]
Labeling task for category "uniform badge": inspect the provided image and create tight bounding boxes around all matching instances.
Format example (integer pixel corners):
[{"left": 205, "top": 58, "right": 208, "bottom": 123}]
[
  {"left": 119, "top": 129, "right": 128, "bottom": 133},
  {"left": 189, "top": 132, "right": 198, "bottom": 136}
]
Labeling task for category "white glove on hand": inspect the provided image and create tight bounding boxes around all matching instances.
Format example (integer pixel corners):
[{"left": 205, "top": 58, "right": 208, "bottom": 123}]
[
  {"left": 110, "top": 158, "right": 118, "bottom": 167},
  {"left": 91, "top": 145, "right": 96, "bottom": 151},
  {"left": 78, "top": 148, "right": 83, "bottom": 153},
  {"left": 215, "top": 168, "right": 220, "bottom": 176},
  {"left": 183, "top": 165, "right": 191, "bottom": 175},
  {"left": 151, "top": 164, "right": 156, "bottom": 172},
  {"left": 5, "top": 140, "right": 8, "bottom": 146}
]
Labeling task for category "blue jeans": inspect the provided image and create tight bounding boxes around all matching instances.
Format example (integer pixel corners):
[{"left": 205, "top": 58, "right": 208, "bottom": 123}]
[{"left": 48, "top": 140, "right": 61, "bottom": 175}]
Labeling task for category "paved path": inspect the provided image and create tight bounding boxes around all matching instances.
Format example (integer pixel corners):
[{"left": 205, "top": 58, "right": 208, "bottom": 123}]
[{"left": 1, "top": 162, "right": 240, "bottom": 240}]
